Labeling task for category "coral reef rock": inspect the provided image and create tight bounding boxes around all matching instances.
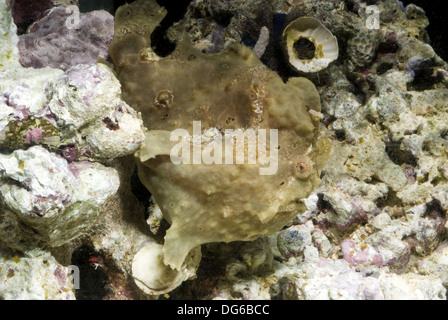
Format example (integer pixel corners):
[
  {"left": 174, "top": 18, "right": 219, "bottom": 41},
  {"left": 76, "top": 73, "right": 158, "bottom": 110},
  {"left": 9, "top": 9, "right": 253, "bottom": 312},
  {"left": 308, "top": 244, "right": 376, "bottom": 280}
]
[
  {"left": 0, "top": 146, "right": 120, "bottom": 246},
  {"left": 18, "top": 6, "right": 114, "bottom": 71},
  {"left": 0, "top": 247, "right": 76, "bottom": 299}
]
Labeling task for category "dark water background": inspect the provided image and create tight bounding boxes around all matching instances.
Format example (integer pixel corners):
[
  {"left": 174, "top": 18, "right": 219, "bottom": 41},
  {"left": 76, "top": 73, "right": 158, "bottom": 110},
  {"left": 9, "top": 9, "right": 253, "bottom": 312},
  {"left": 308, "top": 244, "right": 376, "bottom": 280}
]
[{"left": 401, "top": 0, "right": 447, "bottom": 61}]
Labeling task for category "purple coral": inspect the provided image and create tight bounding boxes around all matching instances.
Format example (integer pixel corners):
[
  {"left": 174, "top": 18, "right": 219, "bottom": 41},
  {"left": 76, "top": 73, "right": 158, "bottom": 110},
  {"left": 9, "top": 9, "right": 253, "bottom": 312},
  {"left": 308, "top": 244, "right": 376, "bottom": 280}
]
[
  {"left": 341, "top": 239, "right": 384, "bottom": 267},
  {"left": 18, "top": 7, "right": 114, "bottom": 71},
  {"left": 57, "top": 144, "right": 78, "bottom": 162},
  {"left": 24, "top": 128, "right": 43, "bottom": 144}
]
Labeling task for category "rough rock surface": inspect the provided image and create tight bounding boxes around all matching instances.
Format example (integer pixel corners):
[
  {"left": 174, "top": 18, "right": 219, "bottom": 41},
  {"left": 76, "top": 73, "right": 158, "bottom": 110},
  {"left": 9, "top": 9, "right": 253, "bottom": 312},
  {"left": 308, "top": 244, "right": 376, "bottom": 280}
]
[
  {"left": 11, "top": 0, "right": 78, "bottom": 34},
  {"left": 0, "top": 0, "right": 146, "bottom": 299},
  {"left": 0, "top": 247, "right": 76, "bottom": 299},
  {"left": 0, "top": 146, "right": 120, "bottom": 246},
  {"left": 18, "top": 6, "right": 114, "bottom": 71}
]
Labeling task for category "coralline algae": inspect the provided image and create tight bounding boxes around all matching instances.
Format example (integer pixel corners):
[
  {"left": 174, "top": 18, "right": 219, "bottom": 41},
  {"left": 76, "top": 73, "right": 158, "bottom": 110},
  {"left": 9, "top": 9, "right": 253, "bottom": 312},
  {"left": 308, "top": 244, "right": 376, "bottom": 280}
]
[
  {"left": 1, "top": 0, "right": 448, "bottom": 300},
  {"left": 0, "top": 146, "right": 120, "bottom": 246},
  {"left": 18, "top": 6, "right": 114, "bottom": 71},
  {"left": 11, "top": 0, "right": 79, "bottom": 34},
  {"left": 0, "top": 247, "right": 76, "bottom": 299},
  {"left": 0, "top": 0, "right": 145, "bottom": 299}
]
